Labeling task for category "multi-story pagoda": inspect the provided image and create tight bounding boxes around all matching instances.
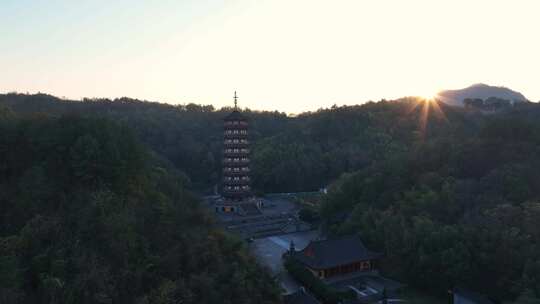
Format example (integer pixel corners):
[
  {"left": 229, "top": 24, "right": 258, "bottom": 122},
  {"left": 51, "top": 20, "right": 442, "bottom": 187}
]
[{"left": 219, "top": 92, "right": 251, "bottom": 212}]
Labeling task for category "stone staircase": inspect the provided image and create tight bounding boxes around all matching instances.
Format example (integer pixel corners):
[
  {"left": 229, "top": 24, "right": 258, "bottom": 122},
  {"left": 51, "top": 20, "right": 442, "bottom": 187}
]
[
  {"left": 224, "top": 214, "right": 297, "bottom": 238},
  {"left": 224, "top": 214, "right": 312, "bottom": 239},
  {"left": 239, "top": 202, "right": 262, "bottom": 216}
]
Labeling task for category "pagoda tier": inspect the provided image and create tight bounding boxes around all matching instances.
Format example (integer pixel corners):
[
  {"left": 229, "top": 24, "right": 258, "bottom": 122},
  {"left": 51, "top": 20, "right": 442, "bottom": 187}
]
[{"left": 222, "top": 108, "right": 251, "bottom": 200}]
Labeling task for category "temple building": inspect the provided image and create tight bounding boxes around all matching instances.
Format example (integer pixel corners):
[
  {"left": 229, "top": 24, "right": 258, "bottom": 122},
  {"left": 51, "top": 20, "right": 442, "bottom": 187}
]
[
  {"left": 288, "top": 235, "right": 381, "bottom": 279},
  {"left": 217, "top": 92, "right": 253, "bottom": 213}
]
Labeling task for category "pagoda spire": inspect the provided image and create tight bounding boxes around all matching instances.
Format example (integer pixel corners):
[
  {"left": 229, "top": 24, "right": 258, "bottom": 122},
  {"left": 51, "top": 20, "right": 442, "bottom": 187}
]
[{"left": 234, "top": 91, "right": 238, "bottom": 110}]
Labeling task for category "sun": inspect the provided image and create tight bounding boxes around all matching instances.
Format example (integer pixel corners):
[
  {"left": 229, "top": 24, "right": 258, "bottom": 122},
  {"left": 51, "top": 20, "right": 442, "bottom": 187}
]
[{"left": 419, "top": 89, "right": 440, "bottom": 101}]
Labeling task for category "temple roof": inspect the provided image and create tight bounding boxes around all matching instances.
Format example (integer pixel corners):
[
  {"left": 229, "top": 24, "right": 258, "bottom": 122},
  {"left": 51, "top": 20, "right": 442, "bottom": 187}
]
[
  {"left": 292, "top": 235, "right": 381, "bottom": 270},
  {"left": 224, "top": 110, "right": 247, "bottom": 121}
]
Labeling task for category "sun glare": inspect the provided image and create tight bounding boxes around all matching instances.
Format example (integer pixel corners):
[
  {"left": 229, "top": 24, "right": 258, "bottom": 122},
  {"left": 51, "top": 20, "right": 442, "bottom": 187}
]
[
  {"left": 419, "top": 90, "right": 440, "bottom": 101},
  {"left": 405, "top": 94, "right": 449, "bottom": 141}
]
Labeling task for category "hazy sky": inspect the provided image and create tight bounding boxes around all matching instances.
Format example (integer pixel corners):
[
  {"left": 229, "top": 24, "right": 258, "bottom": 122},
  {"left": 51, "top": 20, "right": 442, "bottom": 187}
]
[{"left": 1, "top": 0, "right": 539, "bottom": 113}]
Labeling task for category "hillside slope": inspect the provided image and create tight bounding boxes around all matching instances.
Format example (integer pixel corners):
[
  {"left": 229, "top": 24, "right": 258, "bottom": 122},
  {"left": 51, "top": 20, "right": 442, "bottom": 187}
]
[{"left": 0, "top": 112, "right": 280, "bottom": 304}]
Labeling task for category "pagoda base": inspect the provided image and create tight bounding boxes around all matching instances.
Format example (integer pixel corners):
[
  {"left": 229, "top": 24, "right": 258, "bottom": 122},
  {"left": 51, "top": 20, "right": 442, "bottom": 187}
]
[{"left": 214, "top": 197, "right": 264, "bottom": 215}]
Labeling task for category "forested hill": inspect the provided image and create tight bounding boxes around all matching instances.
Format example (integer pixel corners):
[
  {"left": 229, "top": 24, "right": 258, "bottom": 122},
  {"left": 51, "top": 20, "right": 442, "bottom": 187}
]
[
  {"left": 1, "top": 93, "right": 538, "bottom": 195},
  {"left": 2, "top": 92, "right": 540, "bottom": 303},
  {"left": 0, "top": 93, "right": 291, "bottom": 192},
  {"left": 0, "top": 92, "right": 504, "bottom": 193},
  {"left": 320, "top": 106, "right": 540, "bottom": 301},
  {"left": 0, "top": 110, "right": 280, "bottom": 303}
]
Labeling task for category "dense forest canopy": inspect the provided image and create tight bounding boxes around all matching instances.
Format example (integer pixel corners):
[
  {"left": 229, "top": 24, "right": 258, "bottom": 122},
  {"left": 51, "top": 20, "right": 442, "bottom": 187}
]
[
  {"left": 319, "top": 104, "right": 540, "bottom": 302},
  {"left": 0, "top": 93, "right": 292, "bottom": 192},
  {"left": 0, "top": 110, "right": 280, "bottom": 303},
  {"left": 2, "top": 92, "right": 540, "bottom": 303},
  {"left": 0, "top": 93, "right": 489, "bottom": 193}
]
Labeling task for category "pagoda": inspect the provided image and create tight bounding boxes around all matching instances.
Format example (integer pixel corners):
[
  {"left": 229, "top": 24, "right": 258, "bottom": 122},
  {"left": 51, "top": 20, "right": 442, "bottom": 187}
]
[{"left": 219, "top": 92, "right": 252, "bottom": 212}]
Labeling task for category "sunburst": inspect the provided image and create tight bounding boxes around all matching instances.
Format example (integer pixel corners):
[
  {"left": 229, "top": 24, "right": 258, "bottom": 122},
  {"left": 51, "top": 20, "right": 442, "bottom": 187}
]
[{"left": 406, "top": 98, "right": 449, "bottom": 140}]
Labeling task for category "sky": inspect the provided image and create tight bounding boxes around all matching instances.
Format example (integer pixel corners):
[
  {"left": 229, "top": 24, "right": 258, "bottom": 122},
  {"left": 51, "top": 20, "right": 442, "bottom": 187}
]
[{"left": 1, "top": 0, "right": 539, "bottom": 113}]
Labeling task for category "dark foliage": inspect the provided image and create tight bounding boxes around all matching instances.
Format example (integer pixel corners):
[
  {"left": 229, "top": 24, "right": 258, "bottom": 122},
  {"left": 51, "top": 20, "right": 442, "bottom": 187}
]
[
  {"left": 0, "top": 94, "right": 465, "bottom": 193},
  {"left": 2, "top": 93, "right": 540, "bottom": 303},
  {"left": 0, "top": 93, "right": 291, "bottom": 192},
  {"left": 0, "top": 113, "right": 280, "bottom": 304},
  {"left": 319, "top": 101, "right": 540, "bottom": 302}
]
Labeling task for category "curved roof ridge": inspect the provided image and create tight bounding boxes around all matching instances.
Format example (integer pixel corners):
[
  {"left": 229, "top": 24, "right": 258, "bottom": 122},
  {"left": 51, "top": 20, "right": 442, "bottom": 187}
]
[{"left": 224, "top": 109, "right": 248, "bottom": 121}]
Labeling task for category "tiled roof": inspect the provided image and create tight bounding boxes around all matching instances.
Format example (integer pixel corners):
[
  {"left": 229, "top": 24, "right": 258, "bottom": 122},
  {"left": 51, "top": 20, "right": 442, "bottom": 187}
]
[{"left": 293, "top": 235, "right": 381, "bottom": 269}]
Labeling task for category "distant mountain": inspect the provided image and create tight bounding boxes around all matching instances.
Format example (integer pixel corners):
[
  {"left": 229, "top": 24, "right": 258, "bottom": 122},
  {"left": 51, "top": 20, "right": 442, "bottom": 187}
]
[{"left": 437, "top": 83, "right": 528, "bottom": 106}]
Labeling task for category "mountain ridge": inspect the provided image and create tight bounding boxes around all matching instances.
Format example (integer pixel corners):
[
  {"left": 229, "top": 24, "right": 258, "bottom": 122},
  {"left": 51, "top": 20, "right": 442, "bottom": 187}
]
[{"left": 437, "top": 83, "right": 528, "bottom": 106}]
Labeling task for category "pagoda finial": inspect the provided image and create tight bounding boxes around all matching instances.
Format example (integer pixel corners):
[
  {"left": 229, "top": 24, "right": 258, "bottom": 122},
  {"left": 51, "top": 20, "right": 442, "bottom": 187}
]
[{"left": 233, "top": 91, "right": 238, "bottom": 110}]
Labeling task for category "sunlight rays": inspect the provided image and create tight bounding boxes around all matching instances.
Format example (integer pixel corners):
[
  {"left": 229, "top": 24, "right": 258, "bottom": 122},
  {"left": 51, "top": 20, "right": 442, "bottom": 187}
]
[{"left": 406, "top": 98, "right": 449, "bottom": 140}]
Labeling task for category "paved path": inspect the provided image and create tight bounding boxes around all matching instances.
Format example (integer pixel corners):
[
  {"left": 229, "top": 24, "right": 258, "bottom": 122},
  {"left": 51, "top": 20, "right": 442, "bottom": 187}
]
[
  {"left": 249, "top": 230, "right": 320, "bottom": 294},
  {"left": 268, "top": 236, "right": 290, "bottom": 249}
]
